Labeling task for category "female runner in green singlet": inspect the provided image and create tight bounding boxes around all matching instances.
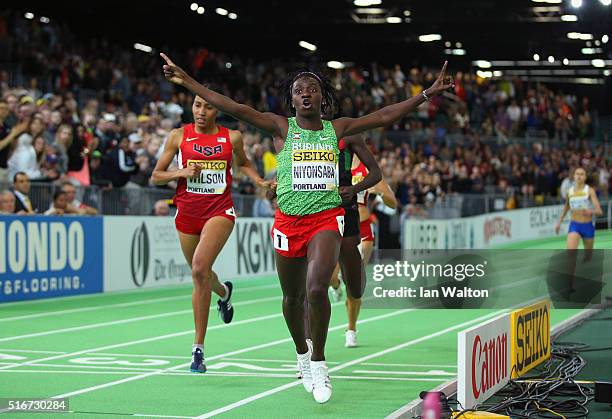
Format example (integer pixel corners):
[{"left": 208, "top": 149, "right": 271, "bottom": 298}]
[{"left": 160, "top": 53, "right": 453, "bottom": 403}]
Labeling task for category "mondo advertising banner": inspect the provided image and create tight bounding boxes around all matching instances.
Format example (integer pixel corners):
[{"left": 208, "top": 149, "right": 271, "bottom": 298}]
[
  {"left": 403, "top": 205, "right": 568, "bottom": 250},
  {"left": 0, "top": 215, "right": 103, "bottom": 303},
  {"left": 103, "top": 216, "right": 276, "bottom": 292},
  {"left": 457, "top": 313, "right": 511, "bottom": 410}
]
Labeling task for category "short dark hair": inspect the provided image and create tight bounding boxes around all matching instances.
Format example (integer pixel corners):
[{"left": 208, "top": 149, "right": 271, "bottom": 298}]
[
  {"left": 13, "top": 172, "right": 27, "bottom": 183},
  {"left": 53, "top": 190, "right": 67, "bottom": 202}
]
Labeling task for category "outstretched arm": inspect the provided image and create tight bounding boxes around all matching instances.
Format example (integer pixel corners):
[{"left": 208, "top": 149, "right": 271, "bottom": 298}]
[
  {"left": 161, "top": 53, "right": 287, "bottom": 137},
  {"left": 332, "top": 62, "right": 453, "bottom": 138},
  {"left": 371, "top": 179, "right": 398, "bottom": 209}
]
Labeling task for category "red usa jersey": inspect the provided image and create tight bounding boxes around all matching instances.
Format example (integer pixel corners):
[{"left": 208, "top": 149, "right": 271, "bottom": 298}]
[
  {"left": 352, "top": 162, "right": 369, "bottom": 206},
  {"left": 174, "top": 124, "right": 234, "bottom": 219}
]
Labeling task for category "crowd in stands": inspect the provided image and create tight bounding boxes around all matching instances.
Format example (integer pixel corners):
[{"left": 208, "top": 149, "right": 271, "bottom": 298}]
[{"left": 0, "top": 10, "right": 609, "bottom": 219}]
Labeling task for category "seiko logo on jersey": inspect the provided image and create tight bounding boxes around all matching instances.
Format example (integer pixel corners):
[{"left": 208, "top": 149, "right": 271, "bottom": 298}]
[
  {"left": 193, "top": 144, "right": 223, "bottom": 157},
  {"left": 292, "top": 150, "right": 336, "bottom": 162}
]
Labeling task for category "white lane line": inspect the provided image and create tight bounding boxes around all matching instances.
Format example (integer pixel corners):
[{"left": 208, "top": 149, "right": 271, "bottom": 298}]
[
  {"left": 94, "top": 353, "right": 189, "bottom": 360},
  {"left": 361, "top": 362, "right": 457, "bottom": 368},
  {"left": 0, "top": 310, "right": 284, "bottom": 372},
  {"left": 0, "top": 296, "right": 280, "bottom": 343},
  {"left": 0, "top": 280, "right": 277, "bottom": 309},
  {"left": 194, "top": 310, "right": 504, "bottom": 418},
  {"left": 0, "top": 295, "right": 360, "bottom": 372},
  {"left": 222, "top": 357, "right": 341, "bottom": 365},
  {"left": 0, "top": 369, "right": 450, "bottom": 383},
  {"left": 0, "top": 295, "right": 190, "bottom": 323},
  {"left": 44, "top": 309, "right": 413, "bottom": 401},
  {"left": 353, "top": 369, "right": 456, "bottom": 376},
  {"left": 0, "top": 348, "right": 67, "bottom": 354}
]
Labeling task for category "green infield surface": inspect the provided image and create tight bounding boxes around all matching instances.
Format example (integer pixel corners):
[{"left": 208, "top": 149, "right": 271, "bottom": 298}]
[{"left": 1, "top": 231, "right": 610, "bottom": 418}]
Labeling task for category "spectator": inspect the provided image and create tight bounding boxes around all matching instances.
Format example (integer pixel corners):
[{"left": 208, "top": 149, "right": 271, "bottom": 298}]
[
  {"left": 61, "top": 181, "right": 98, "bottom": 215},
  {"left": 11, "top": 172, "right": 35, "bottom": 214},
  {"left": 89, "top": 150, "right": 111, "bottom": 187},
  {"left": 0, "top": 190, "right": 20, "bottom": 214},
  {"left": 44, "top": 190, "right": 74, "bottom": 215},
  {"left": 0, "top": 120, "right": 28, "bottom": 185},
  {"left": 253, "top": 187, "right": 274, "bottom": 217},
  {"left": 153, "top": 199, "right": 170, "bottom": 216},
  {"left": 101, "top": 136, "right": 138, "bottom": 188},
  {"left": 7, "top": 116, "right": 46, "bottom": 180}
]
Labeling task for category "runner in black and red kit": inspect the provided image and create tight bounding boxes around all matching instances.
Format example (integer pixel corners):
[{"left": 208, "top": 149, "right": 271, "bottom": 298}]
[{"left": 151, "top": 95, "right": 270, "bottom": 373}]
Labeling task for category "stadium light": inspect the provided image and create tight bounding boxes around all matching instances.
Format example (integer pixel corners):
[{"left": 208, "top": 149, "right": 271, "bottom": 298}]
[
  {"left": 197, "top": 6, "right": 205, "bottom": 14},
  {"left": 582, "top": 47, "right": 603, "bottom": 54},
  {"left": 386, "top": 16, "right": 401, "bottom": 23},
  {"left": 531, "top": 0, "right": 562, "bottom": 3},
  {"left": 475, "top": 60, "right": 492, "bottom": 68},
  {"left": 599, "top": 0, "right": 611, "bottom": 6},
  {"left": 39, "top": 16, "right": 50, "bottom": 24},
  {"left": 134, "top": 43, "right": 153, "bottom": 53},
  {"left": 533, "top": 53, "right": 540, "bottom": 61},
  {"left": 591, "top": 59, "right": 605, "bottom": 67},
  {"left": 595, "top": 40, "right": 601, "bottom": 46},
  {"left": 299, "top": 41, "right": 317, "bottom": 52},
  {"left": 560, "top": 14, "right": 578, "bottom": 21},
  {"left": 216, "top": 8, "right": 228, "bottom": 16},
  {"left": 418, "top": 34, "right": 442, "bottom": 42},
  {"left": 603, "top": 35, "right": 609, "bottom": 43},
  {"left": 547, "top": 55, "right": 555, "bottom": 63},
  {"left": 604, "top": 69, "right": 611, "bottom": 76},
  {"left": 493, "top": 71, "right": 503, "bottom": 77},
  {"left": 327, "top": 61, "right": 345, "bottom": 69},
  {"left": 225, "top": 62, "right": 232, "bottom": 69},
  {"left": 403, "top": 10, "right": 411, "bottom": 16},
  {"left": 563, "top": 58, "right": 569, "bottom": 65},
  {"left": 228, "top": 13, "right": 238, "bottom": 20},
  {"left": 571, "top": 0, "right": 582, "bottom": 8},
  {"left": 476, "top": 70, "right": 493, "bottom": 78},
  {"left": 456, "top": 42, "right": 462, "bottom": 48},
  {"left": 24, "top": 12, "right": 34, "bottom": 19},
  {"left": 190, "top": 3, "right": 198, "bottom": 11},
  {"left": 353, "top": 0, "right": 382, "bottom": 6}
]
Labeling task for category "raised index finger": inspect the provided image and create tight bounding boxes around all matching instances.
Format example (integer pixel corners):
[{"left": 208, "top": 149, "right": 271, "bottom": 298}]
[
  {"left": 160, "top": 52, "right": 175, "bottom": 66},
  {"left": 438, "top": 61, "right": 448, "bottom": 79}
]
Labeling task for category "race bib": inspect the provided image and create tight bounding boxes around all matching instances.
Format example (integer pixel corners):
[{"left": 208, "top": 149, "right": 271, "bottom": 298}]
[
  {"left": 291, "top": 149, "right": 338, "bottom": 192},
  {"left": 186, "top": 159, "right": 227, "bottom": 195},
  {"left": 352, "top": 173, "right": 366, "bottom": 204}
]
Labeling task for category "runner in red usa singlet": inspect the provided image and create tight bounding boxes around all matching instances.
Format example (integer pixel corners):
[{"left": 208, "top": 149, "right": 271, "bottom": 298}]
[
  {"left": 151, "top": 95, "right": 270, "bottom": 374},
  {"left": 174, "top": 122, "right": 235, "bottom": 229}
]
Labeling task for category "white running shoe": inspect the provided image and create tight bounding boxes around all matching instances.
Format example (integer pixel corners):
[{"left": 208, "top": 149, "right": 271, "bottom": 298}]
[
  {"left": 296, "top": 339, "right": 314, "bottom": 379},
  {"left": 296, "top": 345, "right": 313, "bottom": 393},
  {"left": 329, "top": 284, "right": 343, "bottom": 302},
  {"left": 345, "top": 330, "right": 358, "bottom": 348},
  {"left": 311, "top": 360, "right": 332, "bottom": 403}
]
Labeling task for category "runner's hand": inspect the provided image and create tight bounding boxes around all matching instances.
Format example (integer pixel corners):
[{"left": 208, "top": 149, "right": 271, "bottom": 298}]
[
  {"left": 181, "top": 165, "right": 202, "bottom": 179},
  {"left": 339, "top": 185, "right": 357, "bottom": 204},
  {"left": 160, "top": 53, "right": 193, "bottom": 86}
]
